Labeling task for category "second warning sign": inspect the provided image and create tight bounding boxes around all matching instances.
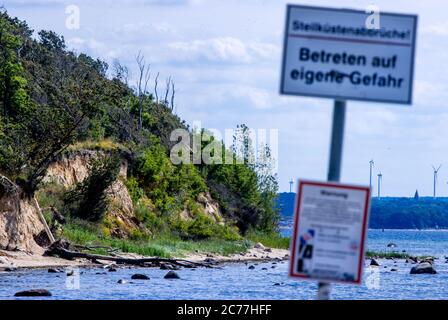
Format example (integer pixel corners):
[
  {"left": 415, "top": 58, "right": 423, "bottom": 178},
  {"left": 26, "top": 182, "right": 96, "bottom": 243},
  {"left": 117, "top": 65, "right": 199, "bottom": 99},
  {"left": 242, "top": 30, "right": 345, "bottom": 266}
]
[{"left": 289, "top": 180, "right": 371, "bottom": 284}]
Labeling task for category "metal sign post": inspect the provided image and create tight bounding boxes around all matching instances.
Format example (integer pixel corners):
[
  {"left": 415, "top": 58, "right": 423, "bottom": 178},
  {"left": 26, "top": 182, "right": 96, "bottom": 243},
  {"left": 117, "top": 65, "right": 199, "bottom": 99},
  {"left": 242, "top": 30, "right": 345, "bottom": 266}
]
[
  {"left": 317, "top": 99, "right": 346, "bottom": 300},
  {"left": 281, "top": 4, "right": 417, "bottom": 301}
]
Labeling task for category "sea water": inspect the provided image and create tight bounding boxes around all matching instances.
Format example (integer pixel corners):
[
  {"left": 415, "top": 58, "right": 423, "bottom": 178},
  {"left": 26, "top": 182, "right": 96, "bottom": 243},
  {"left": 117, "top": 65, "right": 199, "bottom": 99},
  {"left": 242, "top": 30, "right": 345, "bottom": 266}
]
[{"left": 1, "top": 228, "right": 447, "bottom": 300}]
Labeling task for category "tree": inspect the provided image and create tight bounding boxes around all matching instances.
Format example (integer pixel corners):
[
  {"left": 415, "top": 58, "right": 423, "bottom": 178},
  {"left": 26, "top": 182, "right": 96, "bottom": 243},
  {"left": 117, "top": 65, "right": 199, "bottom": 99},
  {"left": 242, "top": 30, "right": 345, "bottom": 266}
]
[
  {"left": 135, "top": 51, "right": 150, "bottom": 131},
  {"left": 38, "top": 30, "right": 66, "bottom": 51}
]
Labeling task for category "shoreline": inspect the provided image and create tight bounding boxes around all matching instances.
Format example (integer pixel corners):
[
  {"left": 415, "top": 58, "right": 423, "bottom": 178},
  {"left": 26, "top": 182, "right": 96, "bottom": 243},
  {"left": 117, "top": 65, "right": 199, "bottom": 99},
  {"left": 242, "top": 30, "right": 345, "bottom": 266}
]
[{"left": 0, "top": 246, "right": 290, "bottom": 270}]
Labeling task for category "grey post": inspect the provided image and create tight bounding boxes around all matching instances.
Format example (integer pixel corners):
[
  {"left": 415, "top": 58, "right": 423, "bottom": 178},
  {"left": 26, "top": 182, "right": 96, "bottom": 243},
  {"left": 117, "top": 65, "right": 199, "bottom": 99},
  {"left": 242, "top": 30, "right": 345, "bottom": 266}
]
[{"left": 317, "top": 99, "right": 347, "bottom": 300}]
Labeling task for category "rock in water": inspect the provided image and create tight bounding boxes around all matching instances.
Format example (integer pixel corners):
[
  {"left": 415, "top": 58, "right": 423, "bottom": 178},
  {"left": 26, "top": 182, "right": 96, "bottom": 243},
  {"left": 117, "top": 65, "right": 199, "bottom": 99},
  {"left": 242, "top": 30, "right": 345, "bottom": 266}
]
[
  {"left": 248, "top": 265, "right": 255, "bottom": 270},
  {"left": 387, "top": 243, "right": 397, "bottom": 248},
  {"left": 370, "top": 259, "right": 380, "bottom": 266},
  {"left": 14, "top": 289, "right": 52, "bottom": 297},
  {"left": 131, "top": 274, "right": 150, "bottom": 280},
  {"left": 4, "top": 267, "right": 17, "bottom": 272},
  {"left": 48, "top": 268, "right": 62, "bottom": 273},
  {"left": 410, "top": 262, "right": 437, "bottom": 274},
  {"left": 117, "top": 279, "right": 127, "bottom": 284},
  {"left": 108, "top": 267, "right": 117, "bottom": 272},
  {"left": 164, "top": 271, "right": 180, "bottom": 279},
  {"left": 406, "top": 256, "right": 418, "bottom": 264}
]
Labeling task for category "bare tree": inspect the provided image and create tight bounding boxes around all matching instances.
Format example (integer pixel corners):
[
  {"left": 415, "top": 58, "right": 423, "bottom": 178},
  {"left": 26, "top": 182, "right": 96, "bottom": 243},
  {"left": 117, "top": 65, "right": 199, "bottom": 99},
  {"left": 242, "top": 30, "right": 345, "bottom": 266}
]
[
  {"left": 112, "top": 59, "right": 129, "bottom": 85},
  {"left": 170, "top": 80, "right": 176, "bottom": 112},
  {"left": 164, "top": 76, "right": 171, "bottom": 106},
  {"left": 154, "top": 72, "right": 159, "bottom": 103},
  {"left": 135, "top": 51, "right": 150, "bottom": 131}
]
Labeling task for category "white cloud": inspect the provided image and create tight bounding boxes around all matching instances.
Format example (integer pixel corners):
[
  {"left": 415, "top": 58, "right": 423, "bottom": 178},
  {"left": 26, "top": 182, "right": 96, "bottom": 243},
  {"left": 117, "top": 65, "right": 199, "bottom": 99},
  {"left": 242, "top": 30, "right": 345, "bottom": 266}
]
[
  {"left": 421, "top": 21, "right": 448, "bottom": 36},
  {"left": 166, "top": 37, "right": 279, "bottom": 64}
]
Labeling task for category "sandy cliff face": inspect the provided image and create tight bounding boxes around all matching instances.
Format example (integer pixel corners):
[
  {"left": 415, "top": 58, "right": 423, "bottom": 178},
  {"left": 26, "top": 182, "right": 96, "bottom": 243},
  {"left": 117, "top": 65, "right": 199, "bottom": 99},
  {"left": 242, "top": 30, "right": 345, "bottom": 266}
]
[
  {"left": 0, "top": 191, "right": 46, "bottom": 253},
  {"left": 45, "top": 150, "right": 128, "bottom": 187},
  {"left": 45, "top": 151, "right": 139, "bottom": 236},
  {"left": 1, "top": 150, "right": 226, "bottom": 252},
  {"left": 46, "top": 151, "right": 225, "bottom": 227}
]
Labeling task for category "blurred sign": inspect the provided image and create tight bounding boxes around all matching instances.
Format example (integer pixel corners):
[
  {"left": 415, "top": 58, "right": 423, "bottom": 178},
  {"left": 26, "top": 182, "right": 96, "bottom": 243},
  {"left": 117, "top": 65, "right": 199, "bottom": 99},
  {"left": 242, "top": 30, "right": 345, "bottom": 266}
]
[
  {"left": 280, "top": 5, "right": 418, "bottom": 104},
  {"left": 289, "top": 180, "right": 371, "bottom": 284}
]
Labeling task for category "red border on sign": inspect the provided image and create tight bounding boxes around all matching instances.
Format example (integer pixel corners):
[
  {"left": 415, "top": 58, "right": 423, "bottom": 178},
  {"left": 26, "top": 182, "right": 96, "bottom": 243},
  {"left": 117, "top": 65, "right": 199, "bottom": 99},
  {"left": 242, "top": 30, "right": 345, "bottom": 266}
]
[{"left": 288, "top": 180, "right": 371, "bottom": 284}]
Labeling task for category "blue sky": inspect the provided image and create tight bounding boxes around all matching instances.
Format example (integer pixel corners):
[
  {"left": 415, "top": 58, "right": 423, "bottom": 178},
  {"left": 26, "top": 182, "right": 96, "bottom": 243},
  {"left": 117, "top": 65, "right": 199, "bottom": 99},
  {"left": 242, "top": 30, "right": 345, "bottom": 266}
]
[{"left": 4, "top": 0, "right": 448, "bottom": 196}]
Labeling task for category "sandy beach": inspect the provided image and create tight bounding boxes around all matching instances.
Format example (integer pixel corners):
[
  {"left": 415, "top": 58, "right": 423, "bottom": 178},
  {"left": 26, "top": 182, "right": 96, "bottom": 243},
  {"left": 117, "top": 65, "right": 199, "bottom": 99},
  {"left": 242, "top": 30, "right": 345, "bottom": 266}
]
[{"left": 0, "top": 246, "right": 290, "bottom": 270}]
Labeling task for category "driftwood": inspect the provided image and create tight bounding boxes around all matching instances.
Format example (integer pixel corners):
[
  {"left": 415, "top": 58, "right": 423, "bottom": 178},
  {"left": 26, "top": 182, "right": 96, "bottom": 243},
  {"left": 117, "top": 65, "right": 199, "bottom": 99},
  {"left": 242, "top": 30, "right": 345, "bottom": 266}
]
[{"left": 45, "top": 240, "right": 215, "bottom": 269}]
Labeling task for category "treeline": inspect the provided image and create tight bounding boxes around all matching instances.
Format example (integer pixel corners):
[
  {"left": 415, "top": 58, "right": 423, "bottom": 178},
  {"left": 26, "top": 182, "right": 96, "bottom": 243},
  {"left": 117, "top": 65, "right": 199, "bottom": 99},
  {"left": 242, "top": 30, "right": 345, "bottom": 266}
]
[
  {"left": 0, "top": 10, "right": 279, "bottom": 241},
  {"left": 276, "top": 192, "right": 448, "bottom": 229},
  {"left": 369, "top": 197, "right": 448, "bottom": 229}
]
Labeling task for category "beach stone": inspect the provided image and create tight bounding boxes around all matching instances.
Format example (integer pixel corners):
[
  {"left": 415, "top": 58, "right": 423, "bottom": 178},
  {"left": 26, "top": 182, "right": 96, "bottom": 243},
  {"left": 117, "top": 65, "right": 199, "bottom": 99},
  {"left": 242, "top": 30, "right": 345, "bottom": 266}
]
[
  {"left": 254, "top": 242, "right": 265, "bottom": 249},
  {"left": 131, "top": 274, "right": 150, "bottom": 280},
  {"left": 420, "top": 257, "right": 435, "bottom": 264},
  {"left": 164, "top": 271, "right": 180, "bottom": 279},
  {"left": 204, "top": 258, "right": 217, "bottom": 264},
  {"left": 160, "top": 264, "right": 180, "bottom": 270},
  {"left": 48, "top": 268, "right": 62, "bottom": 273},
  {"left": 370, "top": 259, "right": 380, "bottom": 266},
  {"left": 410, "top": 262, "right": 437, "bottom": 274},
  {"left": 14, "top": 289, "right": 52, "bottom": 297},
  {"left": 406, "top": 256, "right": 418, "bottom": 264},
  {"left": 4, "top": 267, "right": 17, "bottom": 272},
  {"left": 248, "top": 265, "right": 255, "bottom": 270},
  {"left": 264, "top": 248, "right": 272, "bottom": 253},
  {"left": 108, "top": 267, "right": 117, "bottom": 272}
]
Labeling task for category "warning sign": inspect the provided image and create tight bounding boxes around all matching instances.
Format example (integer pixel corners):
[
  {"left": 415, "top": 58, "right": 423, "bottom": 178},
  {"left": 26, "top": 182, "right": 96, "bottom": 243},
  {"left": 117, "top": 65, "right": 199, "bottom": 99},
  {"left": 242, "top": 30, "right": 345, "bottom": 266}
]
[
  {"left": 289, "top": 180, "right": 371, "bottom": 284},
  {"left": 280, "top": 5, "right": 418, "bottom": 104}
]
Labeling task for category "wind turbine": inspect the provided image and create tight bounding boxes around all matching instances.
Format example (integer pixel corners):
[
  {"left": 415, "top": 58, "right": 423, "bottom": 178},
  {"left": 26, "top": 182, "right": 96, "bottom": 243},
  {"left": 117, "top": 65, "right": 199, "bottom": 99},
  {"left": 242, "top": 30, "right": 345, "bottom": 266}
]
[
  {"left": 369, "top": 159, "right": 375, "bottom": 192},
  {"left": 377, "top": 172, "right": 383, "bottom": 198},
  {"left": 432, "top": 165, "right": 442, "bottom": 198},
  {"left": 289, "top": 179, "right": 294, "bottom": 193}
]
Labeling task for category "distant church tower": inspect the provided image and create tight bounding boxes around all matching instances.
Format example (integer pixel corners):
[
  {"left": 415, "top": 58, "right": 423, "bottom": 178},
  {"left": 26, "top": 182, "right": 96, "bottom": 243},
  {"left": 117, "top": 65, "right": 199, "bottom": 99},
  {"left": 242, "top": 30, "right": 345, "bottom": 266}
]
[{"left": 414, "top": 190, "right": 419, "bottom": 200}]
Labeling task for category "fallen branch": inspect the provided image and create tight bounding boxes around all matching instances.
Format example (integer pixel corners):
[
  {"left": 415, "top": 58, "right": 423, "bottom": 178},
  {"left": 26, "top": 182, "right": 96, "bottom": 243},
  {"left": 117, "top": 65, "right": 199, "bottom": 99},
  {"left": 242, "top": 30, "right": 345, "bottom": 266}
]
[{"left": 45, "top": 241, "right": 215, "bottom": 269}]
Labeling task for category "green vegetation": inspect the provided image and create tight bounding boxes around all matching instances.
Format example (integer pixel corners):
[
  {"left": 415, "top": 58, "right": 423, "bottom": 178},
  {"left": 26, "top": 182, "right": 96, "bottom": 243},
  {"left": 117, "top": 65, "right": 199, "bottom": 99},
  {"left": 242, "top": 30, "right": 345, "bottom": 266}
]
[
  {"left": 365, "top": 251, "right": 435, "bottom": 260},
  {"left": 365, "top": 251, "right": 410, "bottom": 259},
  {"left": 1, "top": 10, "right": 282, "bottom": 256},
  {"left": 63, "top": 219, "right": 251, "bottom": 258},
  {"left": 246, "top": 231, "right": 290, "bottom": 250}
]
